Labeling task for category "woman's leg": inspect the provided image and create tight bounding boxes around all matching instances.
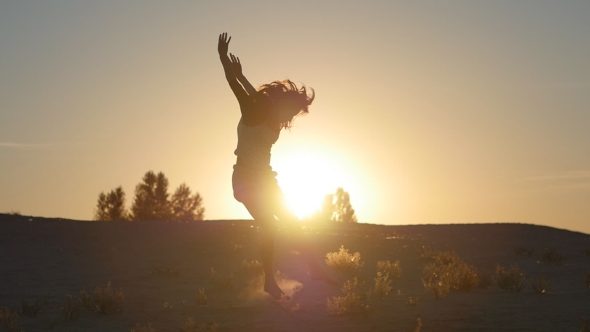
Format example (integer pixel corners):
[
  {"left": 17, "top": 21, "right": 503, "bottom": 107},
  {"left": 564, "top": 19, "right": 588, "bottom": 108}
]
[
  {"left": 241, "top": 198, "right": 286, "bottom": 300},
  {"left": 272, "top": 196, "right": 338, "bottom": 285}
]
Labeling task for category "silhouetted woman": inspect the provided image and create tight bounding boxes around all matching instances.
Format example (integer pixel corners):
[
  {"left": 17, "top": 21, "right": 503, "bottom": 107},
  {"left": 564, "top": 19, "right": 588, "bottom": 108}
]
[{"left": 218, "top": 32, "right": 336, "bottom": 300}]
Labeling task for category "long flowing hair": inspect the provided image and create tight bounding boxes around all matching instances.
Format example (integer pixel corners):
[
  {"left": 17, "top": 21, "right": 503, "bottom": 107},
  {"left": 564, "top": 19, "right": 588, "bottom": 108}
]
[{"left": 257, "top": 79, "right": 315, "bottom": 129}]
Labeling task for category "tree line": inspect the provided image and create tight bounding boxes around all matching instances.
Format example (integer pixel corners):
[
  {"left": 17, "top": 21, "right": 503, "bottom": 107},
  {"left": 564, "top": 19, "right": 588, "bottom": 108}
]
[
  {"left": 94, "top": 171, "right": 357, "bottom": 223},
  {"left": 94, "top": 171, "right": 204, "bottom": 221}
]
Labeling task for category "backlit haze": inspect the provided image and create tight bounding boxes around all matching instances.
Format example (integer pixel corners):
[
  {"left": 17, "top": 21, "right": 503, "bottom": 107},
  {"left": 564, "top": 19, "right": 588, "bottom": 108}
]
[{"left": 1, "top": 1, "right": 589, "bottom": 234}]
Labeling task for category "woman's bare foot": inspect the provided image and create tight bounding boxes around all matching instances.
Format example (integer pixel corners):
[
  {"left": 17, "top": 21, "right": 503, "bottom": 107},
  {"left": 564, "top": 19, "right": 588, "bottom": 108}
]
[{"left": 264, "top": 279, "right": 288, "bottom": 300}]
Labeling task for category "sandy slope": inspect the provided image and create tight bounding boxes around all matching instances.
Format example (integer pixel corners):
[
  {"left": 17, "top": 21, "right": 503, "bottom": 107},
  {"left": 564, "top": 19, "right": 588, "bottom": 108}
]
[{"left": 1, "top": 214, "right": 589, "bottom": 332}]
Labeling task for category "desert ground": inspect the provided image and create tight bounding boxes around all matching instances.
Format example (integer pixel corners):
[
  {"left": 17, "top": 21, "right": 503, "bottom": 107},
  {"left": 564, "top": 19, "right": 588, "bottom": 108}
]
[{"left": 1, "top": 213, "right": 589, "bottom": 332}]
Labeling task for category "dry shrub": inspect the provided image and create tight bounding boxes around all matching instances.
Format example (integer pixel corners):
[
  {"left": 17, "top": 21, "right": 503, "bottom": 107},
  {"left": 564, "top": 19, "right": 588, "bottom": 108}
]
[
  {"left": 196, "top": 323, "right": 219, "bottom": 332},
  {"left": 325, "top": 245, "right": 364, "bottom": 274},
  {"left": 0, "top": 307, "right": 21, "bottom": 332},
  {"left": 406, "top": 296, "right": 419, "bottom": 306},
  {"left": 277, "top": 294, "right": 301, "bottom": 315},
  {"left": 80, "top": 282, "right": 124, "bottom": 314},
  {"left": 131, "top": 323, "right": 156, "bottom": 332},
  {"left": 151, "top": 265, "right": 180, "bottom": 277},
  {"left": 326, "top": 278, "right": 369, "bottom": 316},
  {"left": 61, "top": 294, "right": 82, "bottom": 320},
  {"left": 530, "top": 275, "right": 549, "bottom": 294},
  {"left": 184, "top": 318, "right": 217, "bottom": 332},
  {"left": 372, "top": 272, "right": 393, "bottom": 300},
  {"left": 20, "top": 299, "right": 41, "bottom": 317},
  {"left": 496, "top": 264, "right": 525, "bottom": 292},
  {"left": 422, "top": 251, "right": 479, "bottom": 299},
  {"left": 413, "top": 317, "right": 423, "bottom": 332},
  {"left": 541, "top": 248, "right": 566, "bottom": 266},
  {"left": 195, "top": 289, "right": 207, "bottom": 307},
  {"left": 514, "top": 246, "right": 534, "bottom": 257},
  {"left": 376, "top": 260, "right": 402, "bottom": 278}
]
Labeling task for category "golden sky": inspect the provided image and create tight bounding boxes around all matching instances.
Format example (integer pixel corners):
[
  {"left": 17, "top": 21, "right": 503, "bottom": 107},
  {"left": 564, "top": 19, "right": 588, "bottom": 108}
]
[{"left": 1, "top": 1, "right": 589, "bottom": 233}]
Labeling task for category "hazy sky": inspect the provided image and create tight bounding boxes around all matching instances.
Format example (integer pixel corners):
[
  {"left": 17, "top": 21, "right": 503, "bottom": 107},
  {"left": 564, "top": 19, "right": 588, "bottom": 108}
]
[{"left": 1, "top": 1, "right": 589, "bottom": 233}]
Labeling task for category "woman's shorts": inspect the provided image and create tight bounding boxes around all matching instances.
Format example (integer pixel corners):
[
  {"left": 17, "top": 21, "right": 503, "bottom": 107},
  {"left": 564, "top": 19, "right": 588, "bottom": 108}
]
[{"left": 232, "top": 165, "right": 284, "bottom": 205}]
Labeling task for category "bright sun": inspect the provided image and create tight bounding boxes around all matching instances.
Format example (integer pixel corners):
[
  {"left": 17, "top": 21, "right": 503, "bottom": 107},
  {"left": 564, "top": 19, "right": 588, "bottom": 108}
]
[{"left": 272, "top": 144, "right": 365, "bottom": 220}]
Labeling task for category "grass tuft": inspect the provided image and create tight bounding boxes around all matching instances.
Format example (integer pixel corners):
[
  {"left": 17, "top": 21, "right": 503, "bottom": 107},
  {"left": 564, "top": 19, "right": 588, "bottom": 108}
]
[
  {"left": 496, "top": 264, "right": 525, "bottom": 292},
  {"left": 195, "top": 289, "right": 208, "bottom": 307},
  {"left": 376, "top": 260, "right": 402, "bottom": 278},
  {"left": 514, "top": 246, "right": 534, "bottom": 257},
  {"left": 422, "top": 251, "right": 480, "bottom": 299},
  {"left": 540, "top": 248, "right": 566, "bottom": 266},
  {"left": 131, "top": 323, "right": 156, "bottom": 332},
  {"left": 277, "top": 294, "right": 301, "bottom": 315},
  {"left": 0, "top": 307, "right": 22, "bottom": 332},
  {"left": 151, "top": 265, "right": 180, "bottom": 277},
  {"left": 61, "top": 294, "right": 82, "bottom": 321},
  {"left": 80, "top": 282, "right": 124, "bottom": 314},
  {"left": 326, "top": 277, "right": 369, "bottom": 316},
  {"left": 406, "top": 296, "right": 419, "bottom": 306},
  {"left": 20, "top": 299, "right": 41, "bottom": 317},
  {"left": 325, "top": 245, "right": 364, "bottom": 274},
  {"left": 372, "top": 272, "right": 393, "bottom": 300},
  {"left": 530, "top": 275, "right": 549, "bottom": 294}
]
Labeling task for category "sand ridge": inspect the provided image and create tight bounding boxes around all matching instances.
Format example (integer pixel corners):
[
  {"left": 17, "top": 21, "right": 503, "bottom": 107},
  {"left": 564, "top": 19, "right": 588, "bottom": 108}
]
[{"left": 1, "top": 214, "right": 589, "bottom": 331}]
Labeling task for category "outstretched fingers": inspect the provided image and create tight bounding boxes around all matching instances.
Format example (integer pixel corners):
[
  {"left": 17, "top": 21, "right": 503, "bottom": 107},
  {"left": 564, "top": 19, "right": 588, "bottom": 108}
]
[{"left": 218, "top": 32, "right": 231, "bottom": 55}]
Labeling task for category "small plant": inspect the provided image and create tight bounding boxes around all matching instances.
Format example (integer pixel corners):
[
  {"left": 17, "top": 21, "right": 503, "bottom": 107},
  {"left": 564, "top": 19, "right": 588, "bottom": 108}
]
[
  {"left": 530, "top": 275, "right": 549, "bottom": 294},
  {"left": 496, "top": 264, "right": 525, "bottom": 292},
  {"left": 61, "top": 294, "right": 82, "bottom": 321},
  {"left": 372, "top": 272, "right": 393, "bottom": 300},
  {"left": 196, "top": 323, "right": 219, "bottom": 332},
  {"left": 540, "top": 248, "right": 566, "bottom": 266},
  {"left": 151, "top": 265, "right": 180, "bottom": 277},
  {"left": 514, "top": 245, "right": 534, "bottom": 257},
  {"left": 376, "top": 260, "right": 402, "bottom": 278},
  {"left": 0, "top": 307, "right": 21, "bottom": 332},
  {"left": 413, "top": 317, "right": 423, "bottom": 332},
  {"left": 131, "top": 323, "right": 156, "bottom": 332},
  {"left": 326, "top": 278, "right": 369, "bottom": 316},
  {"left": 406, "top": 296, "right": 419, "bottom": 306},
  {"left": 277, "top": 294, "right": 301, "bottom": 315},
  {"left": 325, "top": 245, "right": 364, "bottom": 274},
  {"left": 422, "top": 251, "right": 480, "bottom": 299},
  {"left": 209, "top": 268, "right": 234, "bottom": 290},
  {"left": 184, "top": 318, "right": 197, "bottom": 331},
  {"left": 80, "top": 282, "right": 124, "bottom": 314},
  {"left": 242, "top": 259, "right": 264, "bottom": 274},
  {"left": 195, "top": 289, "right": 207, "bottom": 307},
  {"left": 21, "top": 299, "right": 41, "bottom": 317}
]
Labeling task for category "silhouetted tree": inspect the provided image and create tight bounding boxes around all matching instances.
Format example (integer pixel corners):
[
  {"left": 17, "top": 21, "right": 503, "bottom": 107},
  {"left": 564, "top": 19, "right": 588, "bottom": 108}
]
[
  {"left": 170, "top": 183, "right": 205, "bottom": 221},
  {"left": 319, "top": 187, "right": 358, "bottom": 223},
  {"left": 94, "top": 186, "right": 129, "bottom": 221},
  {"left": 131, "top": 171, "right": 172, "bottom": 221}
]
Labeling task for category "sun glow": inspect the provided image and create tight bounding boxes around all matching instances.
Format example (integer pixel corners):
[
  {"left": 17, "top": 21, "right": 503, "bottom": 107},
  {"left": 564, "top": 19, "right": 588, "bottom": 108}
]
[{"left": 273, "top": 144, "right": 366, "bottom": 220}]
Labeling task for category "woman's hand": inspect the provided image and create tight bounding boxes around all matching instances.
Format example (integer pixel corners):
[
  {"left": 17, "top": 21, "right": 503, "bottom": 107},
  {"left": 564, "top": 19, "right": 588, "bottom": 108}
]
[
  {"left": 230, "top": 53, "right": 243, "bottom": 78},
  {"left": 218, "top": 32, "right": 231, "bottom": 56}
]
